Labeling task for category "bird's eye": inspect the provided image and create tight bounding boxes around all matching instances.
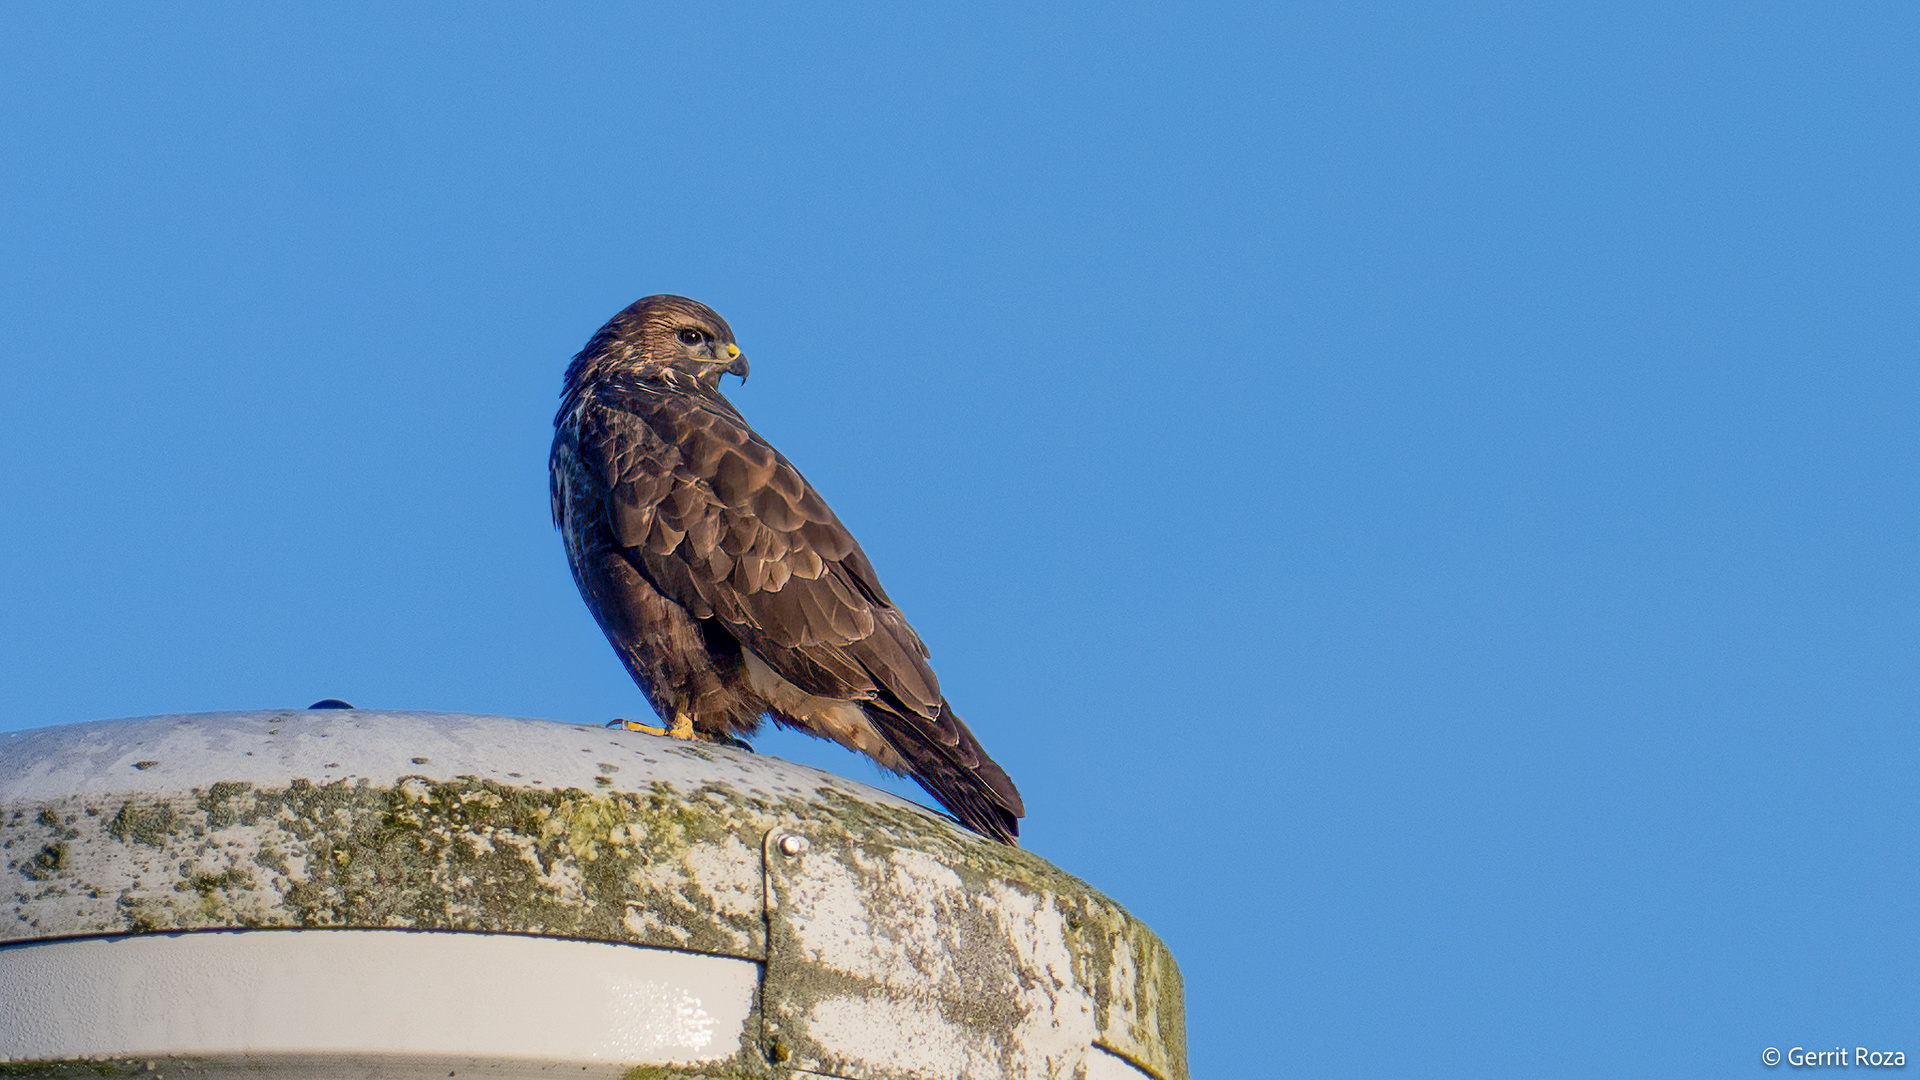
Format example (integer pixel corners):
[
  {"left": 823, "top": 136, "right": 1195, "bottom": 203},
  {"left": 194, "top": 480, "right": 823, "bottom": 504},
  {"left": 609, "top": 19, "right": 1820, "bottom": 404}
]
[{"left": 676, "top": 329, "right": 705, "bottom": 346}]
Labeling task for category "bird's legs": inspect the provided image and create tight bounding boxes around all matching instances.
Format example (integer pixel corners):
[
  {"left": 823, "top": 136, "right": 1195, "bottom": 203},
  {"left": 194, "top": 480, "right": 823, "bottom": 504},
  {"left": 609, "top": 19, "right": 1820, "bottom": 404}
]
[
  {"left": 606, "top": 713, "right": 696, "bottom": 739},
  {"left": 605, "top": 713, "right": 751, "bottom": 753}
]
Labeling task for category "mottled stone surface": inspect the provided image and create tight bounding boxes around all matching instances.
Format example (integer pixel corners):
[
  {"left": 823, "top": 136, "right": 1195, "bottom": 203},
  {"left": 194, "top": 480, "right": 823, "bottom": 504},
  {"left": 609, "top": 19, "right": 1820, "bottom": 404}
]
[
  {"left": 762, "top": 814, "right": 1183, "bottom": 1080},
  {"left": 0, "top": 711, "right": 1185, "bottom": 1080}
]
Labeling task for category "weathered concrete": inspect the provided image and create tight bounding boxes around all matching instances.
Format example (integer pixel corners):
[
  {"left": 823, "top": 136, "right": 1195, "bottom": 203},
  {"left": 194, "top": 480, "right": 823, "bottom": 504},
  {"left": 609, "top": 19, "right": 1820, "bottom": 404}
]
[{"left": 0, "top": 711, "right": 1185, "bottom": 1080}]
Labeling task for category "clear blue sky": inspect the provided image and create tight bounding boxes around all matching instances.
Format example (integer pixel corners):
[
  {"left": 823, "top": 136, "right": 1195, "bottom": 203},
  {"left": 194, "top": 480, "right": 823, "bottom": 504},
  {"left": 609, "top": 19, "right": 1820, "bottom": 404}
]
[{"left": 3, "top": 5, "right": 1915, "bottom": 1076}]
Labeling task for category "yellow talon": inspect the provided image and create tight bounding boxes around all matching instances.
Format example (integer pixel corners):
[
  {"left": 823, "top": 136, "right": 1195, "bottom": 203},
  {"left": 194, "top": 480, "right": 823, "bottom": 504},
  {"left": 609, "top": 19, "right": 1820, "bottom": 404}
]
[{"left": 605, "top": 715, "right": 699, "bottom": 740}]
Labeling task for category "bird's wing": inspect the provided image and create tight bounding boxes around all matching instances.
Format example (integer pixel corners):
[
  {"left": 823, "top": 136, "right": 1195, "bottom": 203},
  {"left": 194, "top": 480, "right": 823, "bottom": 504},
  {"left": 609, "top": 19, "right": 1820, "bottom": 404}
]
[
  {"left": 580, "top": 386, "right": 946, "bottom": 720},
  {"left": 574, "top": 385, "right": 1025, "bottom": 837}
]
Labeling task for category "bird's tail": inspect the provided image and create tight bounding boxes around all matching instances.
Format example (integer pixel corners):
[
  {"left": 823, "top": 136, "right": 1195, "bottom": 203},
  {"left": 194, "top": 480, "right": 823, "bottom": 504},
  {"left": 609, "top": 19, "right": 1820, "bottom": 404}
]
[{"left": 870, "top": 701, "right": 1023, "bottom": 845}]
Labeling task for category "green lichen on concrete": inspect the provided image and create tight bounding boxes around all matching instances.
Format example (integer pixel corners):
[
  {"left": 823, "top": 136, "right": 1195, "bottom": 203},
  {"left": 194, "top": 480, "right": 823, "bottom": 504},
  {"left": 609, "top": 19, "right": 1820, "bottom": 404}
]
[
  {"left": 180, "top": 864, "right": 256, "bottom": 920},
  {"left": 8, "top": 775, "right": 774, "bottom": 958},
  {"left": 252, "top": 842, "right": 290, "bottom": 875},
  {"left": 20, "top": 841, "right": 66, "bottom": 881},
  {"left": 117, "top": 891, "right": 172, "bottom": 933},
  {"left": 0, "top": 1061, "right": 139, "bottom": 1079},
  {"left": 619, "top": 1065, "right": 761, "bottom": 1080},
  {"left": 837, "top": 790, "right": 1188, "bottom": 1080},
  {"left": 758, "top": 788, "right": 1189, "bottom": 1080},
  {"left": 263, "top": 774, "right": 769, "bottom": 957},
  {"left": 196, "top": 781, "right": 258, "bottom": 829},
  {"left": 106, "top": 800, "right": 177, "bottom": 846},
  {"left": 2, "top": 731, "right": 1186, "bottom": 1080}
]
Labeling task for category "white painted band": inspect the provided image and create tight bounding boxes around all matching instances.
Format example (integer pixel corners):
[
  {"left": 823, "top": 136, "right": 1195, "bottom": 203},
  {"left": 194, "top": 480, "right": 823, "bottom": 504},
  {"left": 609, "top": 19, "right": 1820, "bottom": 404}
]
[{"left": 0, "top": 930, "right": 757, "bottom": 1067}]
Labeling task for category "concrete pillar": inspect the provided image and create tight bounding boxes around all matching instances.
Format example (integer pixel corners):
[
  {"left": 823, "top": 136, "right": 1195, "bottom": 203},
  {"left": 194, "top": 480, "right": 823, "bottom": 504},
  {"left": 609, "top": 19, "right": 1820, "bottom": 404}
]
[{"left": 0, "top": 710, "right": 1186, "bottom": 1080}]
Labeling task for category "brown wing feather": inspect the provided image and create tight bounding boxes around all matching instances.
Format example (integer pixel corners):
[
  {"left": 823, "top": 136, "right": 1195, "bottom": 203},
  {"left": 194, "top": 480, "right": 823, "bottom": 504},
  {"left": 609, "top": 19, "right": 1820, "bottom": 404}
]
[
  {"left": 582, "top": 386, "right": 939, "bottom": 715},
  {"left": 571, "top": 379, "right": 1022, "bottom": 840}
]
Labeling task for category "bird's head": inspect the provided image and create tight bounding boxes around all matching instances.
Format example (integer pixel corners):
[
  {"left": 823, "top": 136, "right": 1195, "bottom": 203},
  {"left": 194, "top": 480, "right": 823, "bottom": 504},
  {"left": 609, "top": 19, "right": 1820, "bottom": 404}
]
[{"left": 566, "top": 294, "right": 750, "bottom": 394}]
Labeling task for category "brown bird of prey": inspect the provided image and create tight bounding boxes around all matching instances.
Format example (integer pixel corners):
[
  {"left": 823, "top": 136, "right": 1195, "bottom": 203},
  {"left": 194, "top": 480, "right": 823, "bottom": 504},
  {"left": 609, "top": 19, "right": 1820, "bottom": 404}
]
[{"left": 550, "top": 295, "right": 1024, "bottom": 844}]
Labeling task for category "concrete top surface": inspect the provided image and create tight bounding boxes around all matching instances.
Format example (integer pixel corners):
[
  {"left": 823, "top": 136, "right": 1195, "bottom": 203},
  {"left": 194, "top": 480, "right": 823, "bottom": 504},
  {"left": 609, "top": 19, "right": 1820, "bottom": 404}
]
[
  {"left": 0, "top": 710, "right": 1187, "bottom": 1080},
  {"left": 0, "top": 708, "right": 936, "bottom": 816}
]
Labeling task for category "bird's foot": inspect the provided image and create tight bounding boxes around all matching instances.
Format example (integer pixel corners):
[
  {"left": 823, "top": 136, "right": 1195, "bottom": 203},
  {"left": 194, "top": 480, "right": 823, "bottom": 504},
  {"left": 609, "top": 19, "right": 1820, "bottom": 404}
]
[
  {"left": 606, "top": 718, "right": 671, "bottom": 736},
  {"left": 605, "top": 714, "right": 699, "bottom": 740}
]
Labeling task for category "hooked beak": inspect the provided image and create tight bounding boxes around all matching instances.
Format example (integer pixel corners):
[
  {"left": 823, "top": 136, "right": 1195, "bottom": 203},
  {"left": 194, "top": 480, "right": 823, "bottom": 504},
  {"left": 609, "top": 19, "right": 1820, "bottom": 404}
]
[{"left": 724, "top": 342, "right": 749, "bottom": 382}]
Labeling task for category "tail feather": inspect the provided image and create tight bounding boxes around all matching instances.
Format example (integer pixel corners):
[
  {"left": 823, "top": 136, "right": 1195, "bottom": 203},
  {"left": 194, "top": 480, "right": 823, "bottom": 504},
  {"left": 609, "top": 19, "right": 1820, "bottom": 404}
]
[{"left": 869, "top": 701, "right": 1022, "bottom": 845}]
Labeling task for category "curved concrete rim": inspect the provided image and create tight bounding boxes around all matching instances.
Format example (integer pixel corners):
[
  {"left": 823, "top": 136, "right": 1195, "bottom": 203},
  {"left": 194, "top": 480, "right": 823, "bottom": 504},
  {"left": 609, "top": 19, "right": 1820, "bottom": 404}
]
[{"left": 0, "top": 711, "right": 1188, "bottom": 1080}]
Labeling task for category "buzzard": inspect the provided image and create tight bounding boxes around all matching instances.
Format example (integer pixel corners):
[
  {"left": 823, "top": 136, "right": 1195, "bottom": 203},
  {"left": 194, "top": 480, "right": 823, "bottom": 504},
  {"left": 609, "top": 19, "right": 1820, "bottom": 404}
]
[{"left": 550, "top": 296, "right": 1024, "bottom": 844}]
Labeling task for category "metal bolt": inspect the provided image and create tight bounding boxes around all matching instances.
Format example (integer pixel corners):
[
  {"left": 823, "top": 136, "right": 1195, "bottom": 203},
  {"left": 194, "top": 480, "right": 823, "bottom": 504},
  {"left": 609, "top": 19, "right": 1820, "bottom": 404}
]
[{"left": 777, "top": 834, "right": 809, "bottom": 856}]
